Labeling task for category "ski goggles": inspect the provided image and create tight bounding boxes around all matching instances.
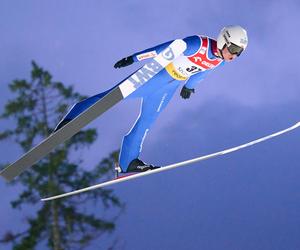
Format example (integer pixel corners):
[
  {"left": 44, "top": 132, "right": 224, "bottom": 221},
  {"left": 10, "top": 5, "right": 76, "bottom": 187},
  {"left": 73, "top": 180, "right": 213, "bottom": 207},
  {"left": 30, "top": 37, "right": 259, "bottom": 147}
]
[{"left": 226, "top": 43, "right": 244, "bottom": 56}]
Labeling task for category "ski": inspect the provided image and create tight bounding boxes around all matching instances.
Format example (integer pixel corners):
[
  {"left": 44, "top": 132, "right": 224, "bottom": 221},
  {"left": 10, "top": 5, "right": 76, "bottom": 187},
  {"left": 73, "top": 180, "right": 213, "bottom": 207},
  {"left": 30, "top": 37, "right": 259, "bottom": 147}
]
[
  {"left": 41, "top": 121, "right": 300, "bottom": 201},
  {"left": 0, "top": 39, "right": 187, "bottom": 182}
]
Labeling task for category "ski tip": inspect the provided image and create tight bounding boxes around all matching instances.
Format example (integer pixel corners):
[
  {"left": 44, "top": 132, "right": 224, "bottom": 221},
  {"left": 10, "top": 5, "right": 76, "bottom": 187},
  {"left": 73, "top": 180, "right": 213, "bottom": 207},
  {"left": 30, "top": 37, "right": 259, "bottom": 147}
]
[
  {"left": 41, "top": 197, "right": 51, "bottom": 202},
  {"left": 294, "top": 121, "right": 300, "bottom": 128},
  {"left": 41, "top": 194, "right": 65, "bottom": 202}
]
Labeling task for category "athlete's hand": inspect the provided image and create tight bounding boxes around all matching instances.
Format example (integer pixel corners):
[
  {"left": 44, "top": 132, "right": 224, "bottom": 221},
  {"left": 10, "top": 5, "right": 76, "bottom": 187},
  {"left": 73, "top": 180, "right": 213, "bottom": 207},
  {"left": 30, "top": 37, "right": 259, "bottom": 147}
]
[
  {"left": 180, "top": 86, "right": 195, "bottom": 99},
  {"left": 114, "top": 56, "right": 134, "bottom": 68}
]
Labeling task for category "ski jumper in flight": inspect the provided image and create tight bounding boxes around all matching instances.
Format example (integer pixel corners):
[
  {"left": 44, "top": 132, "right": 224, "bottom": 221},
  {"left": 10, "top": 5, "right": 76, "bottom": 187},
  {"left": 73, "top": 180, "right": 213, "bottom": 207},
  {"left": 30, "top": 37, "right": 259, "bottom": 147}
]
[{"left": 55, "top": 25, "right": 248, "bottom": 173}]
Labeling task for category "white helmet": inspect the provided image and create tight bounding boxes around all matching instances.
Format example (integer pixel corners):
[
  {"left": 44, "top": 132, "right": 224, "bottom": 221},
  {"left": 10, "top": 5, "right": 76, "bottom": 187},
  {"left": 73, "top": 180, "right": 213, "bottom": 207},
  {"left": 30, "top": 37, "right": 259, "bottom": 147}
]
[{"left": 217, "top": 25, "right": 248, "bottom": 56}]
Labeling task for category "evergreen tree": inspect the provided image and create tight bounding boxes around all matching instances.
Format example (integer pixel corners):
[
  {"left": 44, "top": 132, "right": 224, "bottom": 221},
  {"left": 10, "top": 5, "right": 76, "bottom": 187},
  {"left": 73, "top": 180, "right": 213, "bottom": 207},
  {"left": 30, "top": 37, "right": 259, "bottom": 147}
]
[{"left": 0, "top": 61, "right": 123, "bottom": 250}]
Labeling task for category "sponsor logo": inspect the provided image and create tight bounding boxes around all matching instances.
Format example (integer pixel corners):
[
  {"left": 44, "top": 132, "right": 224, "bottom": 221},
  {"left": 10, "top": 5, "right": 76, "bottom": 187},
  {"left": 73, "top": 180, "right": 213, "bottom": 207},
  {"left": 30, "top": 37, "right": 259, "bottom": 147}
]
[
  {"left": 177, "top": 67, "right": 188, "bottom": 76},
  {"left": 137, "top": 51, "right": 158, "bottom": 61},
  {"left": 223, "top": 34, "right": 230, "bottom": 45},
  {"left": 157, "top": 93, "right": 168, "bottom": 112},
  {"left": 193, "top": 56, "right": 202, "bottom": 62},
  {"left": 186, "top": 65, "right": 202, "bottom": 74},
  {"left": 136, "top": 165, "right": 148, "bottom": 170},
  {"left": 201, "top": 60, "right": 215, "bottom": 68},
  {"left": 128, "top": 47, "right": 175, "bottom": 89},
  {"left": 165, "top": 63, "right": 188, "bottom": 80},
  {"left": 240, "top": 38, "right": 247, "bottom": 45},
  {"left": 128, "top": 61, "right": 163, "bottom": 88},
  {"left": 162, "top": 47, "right": 175, "bottom": 60}
]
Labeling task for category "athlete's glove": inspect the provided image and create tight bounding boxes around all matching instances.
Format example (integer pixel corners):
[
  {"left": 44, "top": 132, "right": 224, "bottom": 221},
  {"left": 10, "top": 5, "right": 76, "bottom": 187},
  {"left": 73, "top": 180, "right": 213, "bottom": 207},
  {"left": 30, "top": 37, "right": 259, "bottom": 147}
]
[
  {"left": 114, "top": 56, "right": 134, "bottom": 68},
  {"left": 180, "top": 86, "right": 195, "bottom": 99}
]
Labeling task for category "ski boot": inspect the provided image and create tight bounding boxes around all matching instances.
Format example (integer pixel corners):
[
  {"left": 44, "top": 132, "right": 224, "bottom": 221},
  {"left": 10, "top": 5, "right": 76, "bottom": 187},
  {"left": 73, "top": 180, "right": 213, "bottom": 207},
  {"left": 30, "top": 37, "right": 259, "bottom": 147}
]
[{"left": 126, "top": 158, "right": 160, "bottom": 173}]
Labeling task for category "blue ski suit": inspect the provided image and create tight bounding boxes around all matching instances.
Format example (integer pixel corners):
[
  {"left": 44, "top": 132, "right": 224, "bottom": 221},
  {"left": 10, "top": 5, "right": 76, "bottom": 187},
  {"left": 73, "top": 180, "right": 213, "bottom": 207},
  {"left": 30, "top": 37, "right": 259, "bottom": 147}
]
[{"left": 57, "top": 35, "right": 225, "bottom": 172}]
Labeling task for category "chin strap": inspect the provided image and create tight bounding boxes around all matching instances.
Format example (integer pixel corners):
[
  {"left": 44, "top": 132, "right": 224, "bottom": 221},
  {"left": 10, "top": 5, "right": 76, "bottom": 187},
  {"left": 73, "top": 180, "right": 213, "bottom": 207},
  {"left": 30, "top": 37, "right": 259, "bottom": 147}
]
[{"left": 218, "top": 48, "right": 224, "bottom": 59}]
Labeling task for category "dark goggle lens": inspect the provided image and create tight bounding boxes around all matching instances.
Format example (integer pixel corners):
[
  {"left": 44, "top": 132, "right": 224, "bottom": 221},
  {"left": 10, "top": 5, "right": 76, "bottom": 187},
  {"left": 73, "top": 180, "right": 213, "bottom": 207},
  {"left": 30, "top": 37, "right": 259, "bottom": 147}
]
[{"left": 227, "top": 43, "right": 244, "bottom": 56}]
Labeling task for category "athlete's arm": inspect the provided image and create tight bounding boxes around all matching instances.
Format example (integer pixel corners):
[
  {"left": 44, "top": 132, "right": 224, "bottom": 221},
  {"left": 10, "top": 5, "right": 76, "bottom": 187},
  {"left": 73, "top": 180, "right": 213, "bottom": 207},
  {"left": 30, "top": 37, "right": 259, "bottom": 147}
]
[
  {"left": 114, "top": 36, "right": 201, "bottom": 68},
  {"left": 114, "top": 40, "right": 174, "bottom": 68},
  {"left": 184, "top": 70, "right": 209, "bottom": 89}
]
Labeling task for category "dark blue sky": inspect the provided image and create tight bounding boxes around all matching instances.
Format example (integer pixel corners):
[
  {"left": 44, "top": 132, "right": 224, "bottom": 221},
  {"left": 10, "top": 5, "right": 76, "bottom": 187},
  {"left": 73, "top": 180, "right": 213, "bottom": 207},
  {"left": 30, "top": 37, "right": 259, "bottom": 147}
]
[{"left": 1, "top": 0, "right": 300, "bottom": 249}]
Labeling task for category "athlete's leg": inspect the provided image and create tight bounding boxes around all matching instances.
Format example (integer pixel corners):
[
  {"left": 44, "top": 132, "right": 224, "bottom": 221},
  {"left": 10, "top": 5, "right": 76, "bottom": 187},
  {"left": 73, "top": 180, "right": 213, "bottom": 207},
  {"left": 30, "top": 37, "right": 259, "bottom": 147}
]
[{"left": 119, "top": 80, "right": 180, "bottom": 172}]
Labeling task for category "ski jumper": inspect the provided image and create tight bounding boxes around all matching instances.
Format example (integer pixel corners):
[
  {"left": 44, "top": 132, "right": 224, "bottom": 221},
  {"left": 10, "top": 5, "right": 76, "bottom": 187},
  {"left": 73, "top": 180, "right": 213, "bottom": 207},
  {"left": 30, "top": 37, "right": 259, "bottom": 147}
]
[{"left": 57, "top": 36, "right": 225, "bottom": 172}]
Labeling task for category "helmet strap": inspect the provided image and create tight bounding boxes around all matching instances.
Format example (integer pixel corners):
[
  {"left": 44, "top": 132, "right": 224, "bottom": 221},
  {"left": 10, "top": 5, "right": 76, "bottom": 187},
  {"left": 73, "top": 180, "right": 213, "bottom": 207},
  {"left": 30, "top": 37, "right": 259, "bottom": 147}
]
[{"left": 218, "top": 45, "right": 226, "bottom": 59}]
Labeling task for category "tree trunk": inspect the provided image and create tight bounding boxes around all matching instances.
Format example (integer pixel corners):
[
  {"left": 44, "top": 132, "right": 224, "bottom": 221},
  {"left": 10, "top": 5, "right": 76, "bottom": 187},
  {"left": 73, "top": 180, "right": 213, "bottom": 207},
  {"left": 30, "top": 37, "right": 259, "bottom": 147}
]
[
  {"left": 51, "top": 201, "right": 62, "bottom": 250},
  {"left": 40, "top": 84, "right": 62, "bottom": 250}
]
